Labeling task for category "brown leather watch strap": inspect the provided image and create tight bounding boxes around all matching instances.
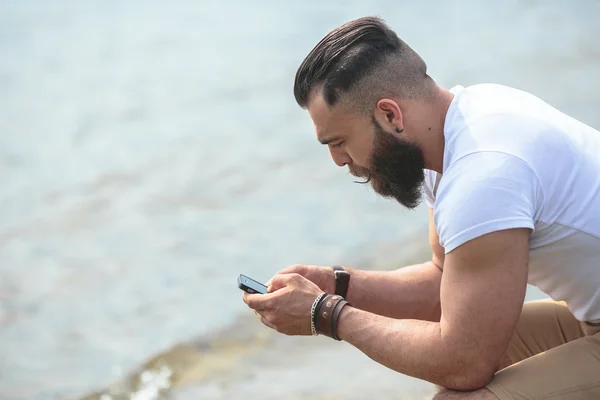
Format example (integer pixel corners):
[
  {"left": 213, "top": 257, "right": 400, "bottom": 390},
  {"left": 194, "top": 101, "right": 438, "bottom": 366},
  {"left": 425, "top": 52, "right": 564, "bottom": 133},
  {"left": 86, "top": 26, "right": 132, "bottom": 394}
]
[{"left": 332, "top": 265, "right": 350, "bottom": 299}]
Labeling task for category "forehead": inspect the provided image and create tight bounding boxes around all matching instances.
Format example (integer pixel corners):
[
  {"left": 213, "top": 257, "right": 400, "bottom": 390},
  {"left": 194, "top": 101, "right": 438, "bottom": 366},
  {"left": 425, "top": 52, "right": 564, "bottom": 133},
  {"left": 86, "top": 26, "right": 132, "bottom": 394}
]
[{"left": 306, "top": 92, "right": 365, "bottom": 141}]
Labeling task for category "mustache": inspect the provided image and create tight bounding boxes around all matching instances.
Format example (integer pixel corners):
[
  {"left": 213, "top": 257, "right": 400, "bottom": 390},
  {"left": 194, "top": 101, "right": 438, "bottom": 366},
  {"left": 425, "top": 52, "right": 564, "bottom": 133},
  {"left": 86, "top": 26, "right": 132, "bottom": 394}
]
[{"left": 348, "top": 164, "right": 372, "bottom": 184}]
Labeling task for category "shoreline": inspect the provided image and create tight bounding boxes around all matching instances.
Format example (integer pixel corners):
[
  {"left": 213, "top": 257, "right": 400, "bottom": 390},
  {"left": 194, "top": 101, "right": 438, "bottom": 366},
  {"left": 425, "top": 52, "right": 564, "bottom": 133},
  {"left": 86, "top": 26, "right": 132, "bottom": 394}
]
[
  {"left": 76, "top": 231, "right": 548, "bottom": 400},
  {"left": 78, "top": 236, "right": 435, "bottom": 400}
]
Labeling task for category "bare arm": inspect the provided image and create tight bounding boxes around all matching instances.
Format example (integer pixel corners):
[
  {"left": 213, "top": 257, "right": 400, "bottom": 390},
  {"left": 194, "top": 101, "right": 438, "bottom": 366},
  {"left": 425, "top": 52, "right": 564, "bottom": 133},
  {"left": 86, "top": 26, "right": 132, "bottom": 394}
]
[
  {"left": 343, "top": 208, "right": 444, "bottom": 321},
  {"left": 336, "top": 228, "right": 530, "bottom": 390}
]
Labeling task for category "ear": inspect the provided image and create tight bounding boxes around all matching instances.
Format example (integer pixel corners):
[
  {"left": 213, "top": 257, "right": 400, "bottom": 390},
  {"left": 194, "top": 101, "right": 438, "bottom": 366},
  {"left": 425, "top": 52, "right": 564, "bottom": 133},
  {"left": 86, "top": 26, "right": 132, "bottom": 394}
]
[{"left": 374, "top": 98, "right": 403, "bottom": 134}]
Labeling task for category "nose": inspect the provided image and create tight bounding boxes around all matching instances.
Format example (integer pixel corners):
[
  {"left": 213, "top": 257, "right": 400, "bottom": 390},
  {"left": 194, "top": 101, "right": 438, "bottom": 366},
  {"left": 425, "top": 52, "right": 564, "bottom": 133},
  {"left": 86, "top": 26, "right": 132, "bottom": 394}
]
[{"left": 329, "top": 147, "right": 351, "bottom": 167}]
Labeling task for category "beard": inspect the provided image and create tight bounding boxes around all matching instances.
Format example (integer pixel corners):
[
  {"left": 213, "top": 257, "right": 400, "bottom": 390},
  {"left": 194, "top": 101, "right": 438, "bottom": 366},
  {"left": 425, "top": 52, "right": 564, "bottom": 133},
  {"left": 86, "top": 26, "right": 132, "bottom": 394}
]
[{"left": 348, "top": 119, "right": 425, "bottom": 209}]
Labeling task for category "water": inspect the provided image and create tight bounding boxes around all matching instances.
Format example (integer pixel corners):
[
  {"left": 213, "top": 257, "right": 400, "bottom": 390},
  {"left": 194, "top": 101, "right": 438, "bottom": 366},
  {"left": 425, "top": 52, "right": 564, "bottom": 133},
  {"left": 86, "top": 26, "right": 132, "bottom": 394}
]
[{"left": 1, "top": 1, "right": 599, "bottom": 399}]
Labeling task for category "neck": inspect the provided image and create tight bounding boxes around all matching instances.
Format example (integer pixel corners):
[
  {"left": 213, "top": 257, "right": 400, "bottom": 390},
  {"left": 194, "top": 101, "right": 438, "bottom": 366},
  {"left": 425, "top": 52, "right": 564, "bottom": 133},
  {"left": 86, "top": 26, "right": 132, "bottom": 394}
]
[{"left": 403, "top": 86, "right": 454, "bottom": 174}]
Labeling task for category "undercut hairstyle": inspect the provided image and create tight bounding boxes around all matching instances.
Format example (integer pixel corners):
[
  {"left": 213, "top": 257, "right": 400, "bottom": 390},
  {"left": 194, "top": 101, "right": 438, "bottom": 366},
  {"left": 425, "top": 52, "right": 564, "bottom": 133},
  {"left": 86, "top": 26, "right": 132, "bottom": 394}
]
[{"left": 294, "top": 16, "right": 434, "bottom": 114}]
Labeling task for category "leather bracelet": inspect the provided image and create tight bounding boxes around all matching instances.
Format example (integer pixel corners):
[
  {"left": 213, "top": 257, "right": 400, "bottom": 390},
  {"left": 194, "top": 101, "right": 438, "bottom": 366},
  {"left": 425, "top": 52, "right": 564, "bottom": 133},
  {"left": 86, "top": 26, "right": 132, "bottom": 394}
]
[
  {"left": 315, "top": 293, "right": 349, "bottom": 340},
  {"left": 315, "top": 294, "right": 340, "bottom": 338},
  {"left": 331, "top": 299, "right": 349, "bottom": 341}
]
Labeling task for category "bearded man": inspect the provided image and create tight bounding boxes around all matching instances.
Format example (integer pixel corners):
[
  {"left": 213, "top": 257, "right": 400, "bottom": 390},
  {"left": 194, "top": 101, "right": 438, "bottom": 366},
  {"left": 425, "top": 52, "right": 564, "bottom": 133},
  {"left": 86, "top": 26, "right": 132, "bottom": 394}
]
[{"left": 243, "top": 16, "right": 600, "bottom": 400}]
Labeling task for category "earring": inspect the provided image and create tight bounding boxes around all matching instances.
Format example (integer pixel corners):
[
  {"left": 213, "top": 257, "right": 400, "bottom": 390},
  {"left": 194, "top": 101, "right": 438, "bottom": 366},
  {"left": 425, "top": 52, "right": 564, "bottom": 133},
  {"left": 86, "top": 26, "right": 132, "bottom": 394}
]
[{"left": 396, "top": 127, "right": 404, "bottom": 134}]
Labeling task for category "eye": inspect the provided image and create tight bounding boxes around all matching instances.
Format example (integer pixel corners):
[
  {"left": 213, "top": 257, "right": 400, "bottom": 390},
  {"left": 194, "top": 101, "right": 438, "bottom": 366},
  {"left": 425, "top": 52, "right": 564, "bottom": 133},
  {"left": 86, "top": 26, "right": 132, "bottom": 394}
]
[{"left": 330, "top": 140, "right": 344, "bottom": 149}]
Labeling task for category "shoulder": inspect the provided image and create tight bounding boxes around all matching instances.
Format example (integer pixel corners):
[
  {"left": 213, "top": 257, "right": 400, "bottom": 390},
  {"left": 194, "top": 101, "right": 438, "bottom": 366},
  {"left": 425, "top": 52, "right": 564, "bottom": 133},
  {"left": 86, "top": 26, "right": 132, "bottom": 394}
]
[
  {"left": 434, "top": 152, "right": 542, "bottom": 253},
  {"left": 444, "top": 104, "right": 564, "bottom": 189},
  {"left": 438, "top": 151, "right": 540, "bottom": 197}
]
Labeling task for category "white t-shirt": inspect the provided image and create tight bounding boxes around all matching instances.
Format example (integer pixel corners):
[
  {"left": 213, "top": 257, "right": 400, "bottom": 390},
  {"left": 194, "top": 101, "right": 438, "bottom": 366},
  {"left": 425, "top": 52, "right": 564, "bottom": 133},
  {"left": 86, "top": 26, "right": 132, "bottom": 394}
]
[{"left": 424, "top": 83, "right": 600, "bottom": 323}]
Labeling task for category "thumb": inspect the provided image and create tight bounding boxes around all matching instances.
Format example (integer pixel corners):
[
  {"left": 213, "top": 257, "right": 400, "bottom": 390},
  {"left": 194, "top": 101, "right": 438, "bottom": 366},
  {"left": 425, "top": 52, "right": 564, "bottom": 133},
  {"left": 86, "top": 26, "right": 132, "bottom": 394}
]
[
  {"left": 267, "top": 273, "right": 298, "bottom": 293},
  {"left": 265, "top": 276, "right": 276, "bottom": 291}
]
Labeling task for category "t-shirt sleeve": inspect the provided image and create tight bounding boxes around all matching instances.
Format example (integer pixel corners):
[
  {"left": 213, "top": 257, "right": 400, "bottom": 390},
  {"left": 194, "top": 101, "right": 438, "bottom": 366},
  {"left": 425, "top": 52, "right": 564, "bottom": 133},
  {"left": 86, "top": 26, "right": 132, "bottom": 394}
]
[{"left": 434, "top": 152, "right": 542, "bottom": 254}]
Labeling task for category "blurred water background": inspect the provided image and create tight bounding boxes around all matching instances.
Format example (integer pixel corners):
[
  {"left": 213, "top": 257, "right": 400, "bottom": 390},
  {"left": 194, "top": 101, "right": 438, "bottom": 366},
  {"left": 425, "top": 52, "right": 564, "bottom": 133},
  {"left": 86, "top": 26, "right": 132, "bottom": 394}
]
[{"left": 1, "top": 1, "right": 599, "bottom": 399}]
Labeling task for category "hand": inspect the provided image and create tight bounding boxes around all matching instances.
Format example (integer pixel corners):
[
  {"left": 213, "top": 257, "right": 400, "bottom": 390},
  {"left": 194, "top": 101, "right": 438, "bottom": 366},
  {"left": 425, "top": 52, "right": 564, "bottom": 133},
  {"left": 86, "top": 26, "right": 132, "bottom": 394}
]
[
  {"left": 266, "top": 264, "right": 336, "bottom": 294},
  {"left": 242, "top": 273, "right": 324, "bottom": 335}
]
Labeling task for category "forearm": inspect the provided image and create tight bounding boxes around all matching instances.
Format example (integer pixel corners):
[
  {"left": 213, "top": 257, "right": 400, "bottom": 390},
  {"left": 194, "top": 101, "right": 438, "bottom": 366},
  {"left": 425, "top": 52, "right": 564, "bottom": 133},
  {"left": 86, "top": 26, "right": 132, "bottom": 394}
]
[
  {"left": 336, "top": 307, "right": 493, "bottom": 390},
  {"left": 343, "top": 261, "right": 442, "bottom": 321}
]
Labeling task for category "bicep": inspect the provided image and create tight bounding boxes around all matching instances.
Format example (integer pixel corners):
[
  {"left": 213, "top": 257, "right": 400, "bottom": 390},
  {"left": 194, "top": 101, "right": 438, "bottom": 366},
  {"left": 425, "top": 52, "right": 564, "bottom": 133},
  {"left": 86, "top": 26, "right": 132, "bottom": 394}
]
[
  {"left": 429, "top": 208, "right": 445, "bottom": 270},
  {"left": 439, "top": 228, "right": 529, "bottom": 378}
]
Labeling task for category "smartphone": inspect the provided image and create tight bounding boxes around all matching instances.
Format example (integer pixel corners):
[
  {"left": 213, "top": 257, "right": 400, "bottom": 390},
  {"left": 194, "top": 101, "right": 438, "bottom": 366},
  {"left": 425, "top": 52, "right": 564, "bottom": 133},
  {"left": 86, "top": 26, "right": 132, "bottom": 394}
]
[{"left": 238, "top": 274, "right": 268, "bottom": 294}]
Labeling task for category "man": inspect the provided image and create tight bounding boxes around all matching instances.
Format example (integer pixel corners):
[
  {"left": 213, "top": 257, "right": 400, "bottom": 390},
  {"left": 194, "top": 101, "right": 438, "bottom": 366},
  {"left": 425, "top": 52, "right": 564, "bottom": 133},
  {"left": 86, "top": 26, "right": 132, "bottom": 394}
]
[{"left": 242, "top": 16, "right": 600, "bottom": 400}]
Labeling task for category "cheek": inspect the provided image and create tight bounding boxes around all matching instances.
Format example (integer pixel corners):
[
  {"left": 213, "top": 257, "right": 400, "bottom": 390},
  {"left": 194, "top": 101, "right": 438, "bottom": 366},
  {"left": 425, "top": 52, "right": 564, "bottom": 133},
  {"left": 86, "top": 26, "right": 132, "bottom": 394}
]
[
  {"left": 359, "top": 131, "right": 377, "bottom": 164},
  {"left": 347, "top": 143, "right": 372, "bottom": 168}
]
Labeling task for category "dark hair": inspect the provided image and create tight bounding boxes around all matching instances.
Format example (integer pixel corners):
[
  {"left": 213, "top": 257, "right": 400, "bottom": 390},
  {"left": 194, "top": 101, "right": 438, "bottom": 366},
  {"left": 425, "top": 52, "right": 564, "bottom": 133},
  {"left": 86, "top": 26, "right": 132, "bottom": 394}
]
[{"left": 294, "top": 16, "right": 430, "bottom": 111}]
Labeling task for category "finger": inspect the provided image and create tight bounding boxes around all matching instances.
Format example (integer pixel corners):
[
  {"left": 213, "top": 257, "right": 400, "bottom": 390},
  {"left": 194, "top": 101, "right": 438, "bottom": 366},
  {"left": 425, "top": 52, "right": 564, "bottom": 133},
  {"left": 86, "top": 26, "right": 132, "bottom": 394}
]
[
  {"left": 266, "top": 279, "right": 284, "bottom": 293},
  {"left": 265, "top": 278, "right": 273, "bottom": 290},
  {"left": 266, "top": 265, "right": 303, "bottom": 290},
  {"left": 242, "top": 291, "right": 275, "bottom": 310},
  {"left": 255, "top": 311, "right": 276, "bottom": 330},
  {"left": 269, "top": 272, "right": 304, "bottom": 292},
  {"left": 242, "top": 291, "right": 261, "bottom": 308},
  {"left": 277, "top": 264, "right": 305, "bottom": 275},
  {"left": 242, "top": 291, "right": 251, "bottom": 304}
]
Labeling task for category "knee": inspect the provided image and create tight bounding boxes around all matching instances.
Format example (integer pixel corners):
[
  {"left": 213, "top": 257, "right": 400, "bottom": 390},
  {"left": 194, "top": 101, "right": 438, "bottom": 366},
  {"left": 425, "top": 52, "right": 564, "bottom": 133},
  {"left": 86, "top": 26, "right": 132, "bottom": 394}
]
[{"left": 432, "top": 387, "right": 497, "bottom": 400}]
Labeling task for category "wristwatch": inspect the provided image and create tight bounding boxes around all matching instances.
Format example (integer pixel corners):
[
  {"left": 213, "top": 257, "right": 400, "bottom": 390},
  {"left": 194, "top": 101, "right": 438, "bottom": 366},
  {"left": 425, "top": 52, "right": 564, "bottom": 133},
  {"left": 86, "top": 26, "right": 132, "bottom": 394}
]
[{"left": 332, "top": 265, "right": 350, "bottom": 299}]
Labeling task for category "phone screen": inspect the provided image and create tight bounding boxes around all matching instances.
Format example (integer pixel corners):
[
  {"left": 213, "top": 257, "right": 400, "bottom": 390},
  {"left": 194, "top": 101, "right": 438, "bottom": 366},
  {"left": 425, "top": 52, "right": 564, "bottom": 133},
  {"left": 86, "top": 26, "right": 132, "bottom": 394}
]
[{"left": 238, "top": 274, "right": 268, "bottom": 294}]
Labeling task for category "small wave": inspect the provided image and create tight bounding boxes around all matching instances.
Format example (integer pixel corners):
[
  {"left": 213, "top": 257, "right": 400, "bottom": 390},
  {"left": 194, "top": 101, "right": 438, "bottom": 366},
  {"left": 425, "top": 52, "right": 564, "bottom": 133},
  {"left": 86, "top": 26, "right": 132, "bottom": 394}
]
[{"left": 76, "top": 314, "right": 276, "bottom": 400}]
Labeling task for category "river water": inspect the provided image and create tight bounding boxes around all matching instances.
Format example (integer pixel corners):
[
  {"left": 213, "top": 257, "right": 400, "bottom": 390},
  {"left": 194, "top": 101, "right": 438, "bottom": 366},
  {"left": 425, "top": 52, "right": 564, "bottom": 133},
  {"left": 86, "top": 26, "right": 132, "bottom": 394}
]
[{"left": 1, "top": 1, "right": 599, "bottom": 399}]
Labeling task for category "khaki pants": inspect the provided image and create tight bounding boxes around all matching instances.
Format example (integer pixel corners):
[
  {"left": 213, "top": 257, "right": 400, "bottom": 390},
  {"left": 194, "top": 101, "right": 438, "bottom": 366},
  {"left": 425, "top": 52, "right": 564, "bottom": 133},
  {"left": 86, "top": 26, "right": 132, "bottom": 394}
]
[{"left": 486, "top": 299, "right": 600, "bottom": 400}]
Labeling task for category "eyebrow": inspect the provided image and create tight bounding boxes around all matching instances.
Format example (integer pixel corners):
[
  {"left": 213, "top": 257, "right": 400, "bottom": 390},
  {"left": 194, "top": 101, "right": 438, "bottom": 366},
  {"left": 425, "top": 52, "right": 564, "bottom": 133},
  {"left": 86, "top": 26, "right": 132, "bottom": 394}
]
[{"left": 318, "top": 134, "right": 341, "bottom": 145}]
